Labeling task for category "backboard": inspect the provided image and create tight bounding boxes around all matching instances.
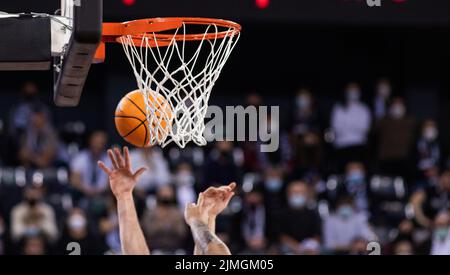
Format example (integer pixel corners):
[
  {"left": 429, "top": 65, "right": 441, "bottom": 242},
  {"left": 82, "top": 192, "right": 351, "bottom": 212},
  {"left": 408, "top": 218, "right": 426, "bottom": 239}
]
[{"left": 0, "top": 0, "right": 102, "bottom": 107}]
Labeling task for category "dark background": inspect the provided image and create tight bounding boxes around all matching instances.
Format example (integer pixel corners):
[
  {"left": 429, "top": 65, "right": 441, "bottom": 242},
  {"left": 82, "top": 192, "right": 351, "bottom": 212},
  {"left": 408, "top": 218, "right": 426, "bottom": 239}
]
[{"left": 2, "top": 0, "right": 450, "bottom": 26}]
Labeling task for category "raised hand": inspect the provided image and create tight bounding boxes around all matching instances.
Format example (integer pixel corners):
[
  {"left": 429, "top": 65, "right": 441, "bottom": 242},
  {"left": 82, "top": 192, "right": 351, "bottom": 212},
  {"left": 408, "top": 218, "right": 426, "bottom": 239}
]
[
  {"left": 184, "top": 192, "right": 213, "bottom": 226},
  {"left": 201, "top": 182, "right": 236, "bottom": 218},
  {"left": 186, "top": 192, "right": 233, "bottom": 255},
  {"left": 98, "top": 147, "right": 147, "bottom": 200}
]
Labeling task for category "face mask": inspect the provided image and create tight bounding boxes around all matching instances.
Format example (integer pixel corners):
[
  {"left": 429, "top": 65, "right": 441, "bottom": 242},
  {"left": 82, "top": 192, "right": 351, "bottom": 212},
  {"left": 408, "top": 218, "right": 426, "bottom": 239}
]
[
  {"left": 289, "top": 194, "right": 306, "bottom": 209},
  {"left": 338, "top": 205, "right": 354, "bottom": 219},
  {"left": 423, "top": 127, "right": 438, "bottom": 141},
  {"left": 435, "top": 227, "right": 448, "bottom": 241},
  {"left": 265, "top": 178, "right": 283, "bottom": 192},
  {"left": 296, "top": 96, "right": 311, "bottom": 109},
  {"left": 347, "top": 170, "right": 364, "bottom": 182},
  {"left": 346, "top": 90, "right": 360, "bottom": 102},
  {"left": 390, "top": 105, "right": 406, "bottom": 119},
  {"left": 68, "top": 215, "right": 87, "bottom": 230},
  {"left": 176, "top": 171, "right": 194, "bottom": 186},
  {"left": 24, "top": 226, "right": 40, "bottom": 237}
]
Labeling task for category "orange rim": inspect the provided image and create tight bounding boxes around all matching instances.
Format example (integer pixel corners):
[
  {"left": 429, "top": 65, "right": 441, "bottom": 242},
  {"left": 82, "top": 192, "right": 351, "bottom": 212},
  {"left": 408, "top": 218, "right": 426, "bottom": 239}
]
[
  {"left": 95, "top": 17, "right": 241, "bottom": 63},
  {"left": 103, "top": 17, "right": 241, "bottom": 44}
]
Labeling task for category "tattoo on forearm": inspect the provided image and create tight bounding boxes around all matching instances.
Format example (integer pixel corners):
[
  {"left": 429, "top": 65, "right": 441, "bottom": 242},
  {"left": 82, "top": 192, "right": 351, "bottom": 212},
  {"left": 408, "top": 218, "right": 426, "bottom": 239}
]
[{"left": 191, "top": 221, "right": 216, "bottom": 254}]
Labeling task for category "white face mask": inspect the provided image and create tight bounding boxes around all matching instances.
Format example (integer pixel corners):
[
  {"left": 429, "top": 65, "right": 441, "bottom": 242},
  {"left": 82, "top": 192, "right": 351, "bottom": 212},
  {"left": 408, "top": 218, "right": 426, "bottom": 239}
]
[
  {"left": 423, "top": 127, "right": 438, "bottom": 141},
  {"left": 68, "top": 215, "right": 87, "bottom": 230}
]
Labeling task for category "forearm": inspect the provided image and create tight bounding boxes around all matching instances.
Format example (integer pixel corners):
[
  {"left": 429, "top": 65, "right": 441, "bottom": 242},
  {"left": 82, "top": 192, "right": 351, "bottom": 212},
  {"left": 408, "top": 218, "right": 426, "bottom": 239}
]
[
  {"left": 194, "top": 215, "right": 216, "bottom": 255},
  {"left": 117, "top": 194, "right": 150, "bottom": 255},
  {"left": 190, "top": 219, "right": 230, "bottom": 256}
]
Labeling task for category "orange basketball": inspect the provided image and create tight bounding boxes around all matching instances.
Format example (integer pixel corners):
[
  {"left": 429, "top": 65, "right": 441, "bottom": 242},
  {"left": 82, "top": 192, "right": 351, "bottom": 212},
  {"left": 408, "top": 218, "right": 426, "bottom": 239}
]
[{"left": 115, "top": 90, "right": 173, "bottom": 147}]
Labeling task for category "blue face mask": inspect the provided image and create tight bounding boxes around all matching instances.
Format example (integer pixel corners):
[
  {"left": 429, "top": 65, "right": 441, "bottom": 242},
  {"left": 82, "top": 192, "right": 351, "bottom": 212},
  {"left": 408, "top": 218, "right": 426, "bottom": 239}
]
[
  {"left": 296, "top": 96, "right": 311, "bottom": 109},
  {"left": 435, "top": 227, "right": 449, "bottom": 240},
  {"left": 265, "top": 178, "right": 283, "bottom": 192},
  {"left": 347, "top": 171, "right": 364, "bottom": 182},
  {"left": 338, "top": 205, "right": 354, "bottom": 219},
  {"left": 289, "top": 194, "right": 306, "bottom": 209}
]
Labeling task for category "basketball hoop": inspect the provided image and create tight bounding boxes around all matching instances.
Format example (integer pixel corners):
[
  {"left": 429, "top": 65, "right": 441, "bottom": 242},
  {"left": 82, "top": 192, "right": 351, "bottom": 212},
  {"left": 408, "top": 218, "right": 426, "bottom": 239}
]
[{"left": 99, "top": 17, "right": 241, "bottom": 148}]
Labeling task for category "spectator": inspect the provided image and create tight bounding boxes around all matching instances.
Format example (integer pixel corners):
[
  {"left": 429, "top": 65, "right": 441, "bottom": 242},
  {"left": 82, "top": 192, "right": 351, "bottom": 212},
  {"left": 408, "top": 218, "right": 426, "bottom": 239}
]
[
  {"left": 289, "top": 89, "right": 322, "bottom": 175},
  {"left": 410, "top": 170, "right": 450, "bottom": 228},
  {"left": 373, "top": 78, "right": 392, "bottom": 120},
  {"left": 70, "top": 131, "right": 110, "bottom": 199},
  {"left": 331, "top": 82, "right": 371, "bottom": 168},
  {"left": 10, "top": 185, "right": 58, "bottom": 243},
  {"left": 9, "top": 82, "right": 48, "bottom": 135},
  {"left": 58, "top": 208, "right": 103, "bottom": 255},
  {"left": 279, "top": 180, "right": 321, "bottom": 254},
  {"left": 290, "top": 88, "right": 320, "bottom": 135},
  {"left": 376, "top": 97, "right": 415, "bottom": 178},
  {"left": 262, "top": 165, "right": 286, "bottom": 214},
  {"left": 430, "top": 211, "right": 450, "bottom": 255},
  {"left": 18, "top": 104, "right": 58, "bottom": 169},
  {"left": 141, "top": 185, "right": 187, "bottom": 253},
  {"left": 323, "top": 196, "right": 376, "bottom": 254},
  {"left": 173, "top": 162, "right": 197, "bottom": 212},
  {"left": 130, "top": 146, "right": 171, "bottom": 195},
  {"left": 417, "top": 120, "right": 440, "bottom": 173},
  {"left": 344, "top": 162, "right": 369, "bottom": 214},
  {"left": 231, "top": 187, "right": 268, "bottom": 254},
  {"left": 203, "top": 141, "right": 240, "bottom": 188}
]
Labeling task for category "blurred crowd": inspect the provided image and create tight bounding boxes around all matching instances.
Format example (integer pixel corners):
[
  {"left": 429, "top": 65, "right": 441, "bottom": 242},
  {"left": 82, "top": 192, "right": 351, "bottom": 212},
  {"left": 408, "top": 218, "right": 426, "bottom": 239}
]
[{"left": 0, "top": 79, "right": 449, "bottom": 255}]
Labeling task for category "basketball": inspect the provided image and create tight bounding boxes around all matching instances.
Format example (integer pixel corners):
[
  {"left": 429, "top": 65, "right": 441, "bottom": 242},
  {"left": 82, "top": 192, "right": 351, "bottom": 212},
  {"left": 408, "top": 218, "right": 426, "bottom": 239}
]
[{"left": 115, "top": 89, "right": 173, "bottom": 147}]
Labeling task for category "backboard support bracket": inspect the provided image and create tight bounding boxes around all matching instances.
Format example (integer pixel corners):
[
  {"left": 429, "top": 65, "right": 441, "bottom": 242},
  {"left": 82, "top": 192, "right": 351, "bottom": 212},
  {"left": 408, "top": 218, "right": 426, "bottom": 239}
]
[{"left": 53, "top": 0, "right": 102, "bottom": 107}]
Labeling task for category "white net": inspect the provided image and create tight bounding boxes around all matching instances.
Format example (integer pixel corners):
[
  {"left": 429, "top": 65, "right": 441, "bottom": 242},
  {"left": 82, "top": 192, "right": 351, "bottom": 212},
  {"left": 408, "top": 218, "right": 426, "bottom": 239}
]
[{"left": 119, "top": 22, "right": 240, "bottom": 148}]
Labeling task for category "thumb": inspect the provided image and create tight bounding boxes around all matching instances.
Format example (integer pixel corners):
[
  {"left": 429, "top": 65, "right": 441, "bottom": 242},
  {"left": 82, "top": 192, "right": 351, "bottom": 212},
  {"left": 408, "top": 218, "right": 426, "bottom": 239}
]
[
  {"left": 228, "top": 182, "right": 237, "bottom": 191},
  {"left": 133, "top": 167, "right": 148, "bottom": 180}
]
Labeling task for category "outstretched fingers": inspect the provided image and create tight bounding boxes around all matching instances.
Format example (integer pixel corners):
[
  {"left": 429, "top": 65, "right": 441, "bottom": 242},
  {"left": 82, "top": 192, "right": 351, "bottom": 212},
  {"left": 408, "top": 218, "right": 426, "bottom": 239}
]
[
  {"left": 98, "top": 161, "right": 112, "bottom": 175},
  {"left": 113, "top": 147, "right": 125, "bottom": 168},
  {"left": 133, "top": 167, "right": 147, "bottom": 180},
  {"left": 107, "top": 149, "right": 119, "bottom": 169},
  {"left": 123, "top": 146, "right": 131, "bottom": 170}
]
